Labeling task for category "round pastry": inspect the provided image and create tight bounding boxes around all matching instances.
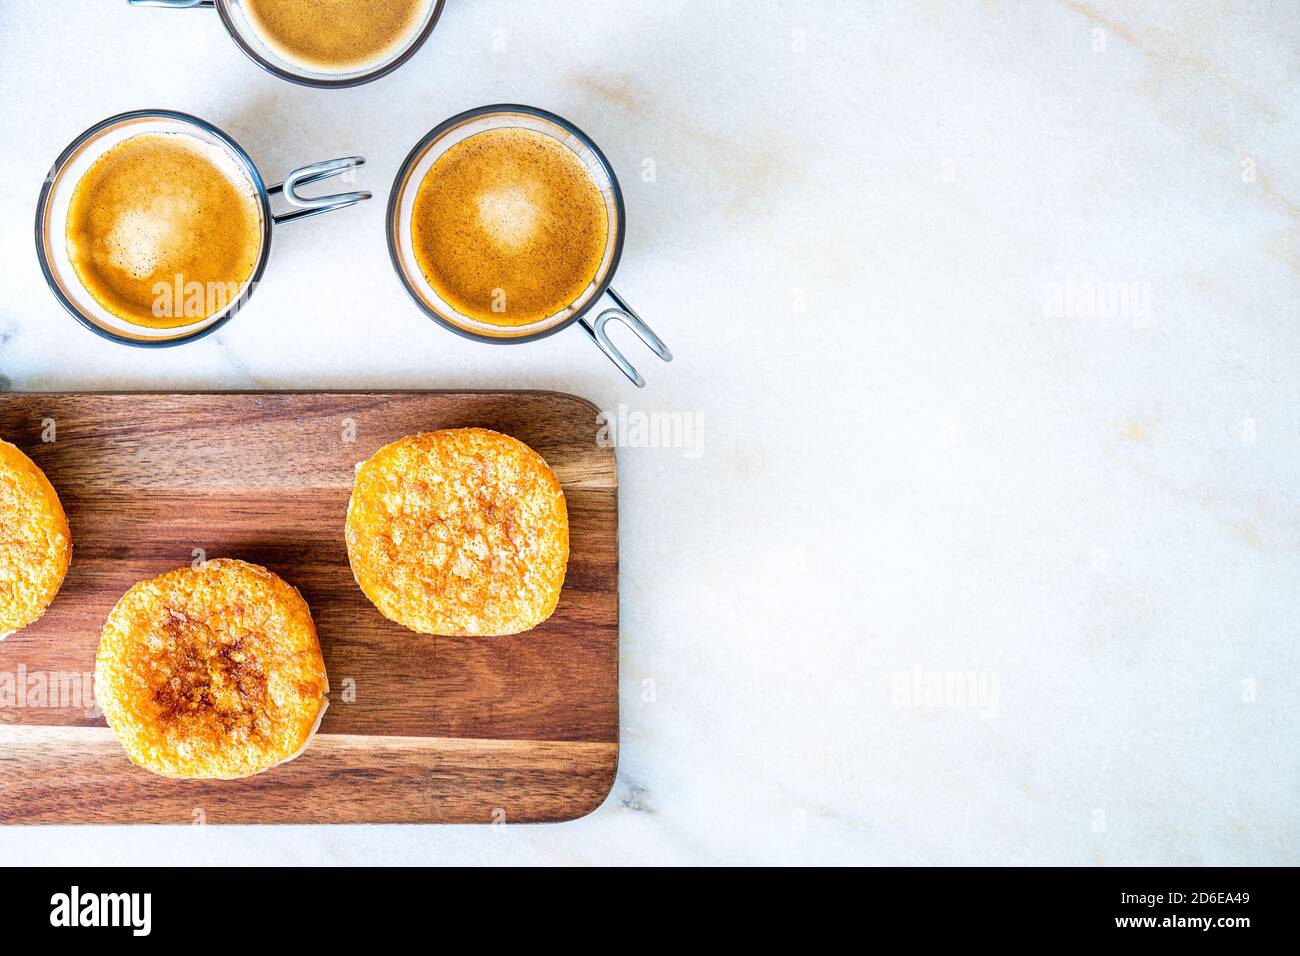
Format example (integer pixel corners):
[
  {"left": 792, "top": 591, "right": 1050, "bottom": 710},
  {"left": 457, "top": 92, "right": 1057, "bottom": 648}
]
[
  {"left": 94, "top": 559, "right": 329, "bottom": 780},
  {"left": 0, "top": 439, "right": 72, "bottom": 639},
  {"left": 346, "top": 428, "right": 569, "bottom": 636}
]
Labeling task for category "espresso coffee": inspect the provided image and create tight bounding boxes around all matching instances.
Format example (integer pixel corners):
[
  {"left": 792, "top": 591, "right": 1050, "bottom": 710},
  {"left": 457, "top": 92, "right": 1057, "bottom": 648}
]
[
  {"left": 410, "top": 127, "right": 609, "bottom": 327},
  {"left": 241, "top": 0, "right": 433, "bottom": 74},
  {"left": 65, "top": 132, "right": 262, "bottom": 328}
]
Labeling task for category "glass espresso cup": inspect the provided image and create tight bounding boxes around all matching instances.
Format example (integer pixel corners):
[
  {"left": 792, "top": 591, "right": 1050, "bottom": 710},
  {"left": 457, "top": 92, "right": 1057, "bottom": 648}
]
[
  {"left": 127, "top": 0, "right": 445, "bottom": 88},
  {"left": 36, "top": 109, "right": 370, "bottom": 347},
  {"left": 388, "top": 105, "right": 672, "bottom": 387}
]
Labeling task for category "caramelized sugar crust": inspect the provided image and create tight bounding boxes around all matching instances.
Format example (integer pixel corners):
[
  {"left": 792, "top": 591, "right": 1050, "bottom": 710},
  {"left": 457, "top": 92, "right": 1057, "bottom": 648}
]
[
  {"left": 65, "top": 132, "right": 262, "bottom": 329},
  {"left": 94, "top": 559, "right": 329, "bottom": 780},
  {"left": 411, "top": 128, "right": 609, "bottom": 327},
  {"left": 0, "top": 440, "right": 72, "bottom": 638},
  {"left": 345, "top": 428, "right": 569, "bottom": 636},
  {"left": 242, "top": 0, "right": 432, "bottom": 74}
]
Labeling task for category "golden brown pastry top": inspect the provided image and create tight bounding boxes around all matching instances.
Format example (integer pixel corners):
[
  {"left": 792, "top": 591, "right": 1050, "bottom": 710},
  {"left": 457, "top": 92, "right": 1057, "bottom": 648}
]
[
  {"left": 346, "top": 428, "right": 569, "bottom": 636},
  {"left": 0, "top": 439, "right": 72, "bottom": 637},
  {"left": 94, "top": 559, "right": 328, "bottom": 780}
]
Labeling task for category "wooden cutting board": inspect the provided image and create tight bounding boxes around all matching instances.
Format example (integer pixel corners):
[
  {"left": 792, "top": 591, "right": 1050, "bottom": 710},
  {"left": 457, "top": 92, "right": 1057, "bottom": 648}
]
[{"left": 0, "top": 392, "right": 618, "bottom": 824}]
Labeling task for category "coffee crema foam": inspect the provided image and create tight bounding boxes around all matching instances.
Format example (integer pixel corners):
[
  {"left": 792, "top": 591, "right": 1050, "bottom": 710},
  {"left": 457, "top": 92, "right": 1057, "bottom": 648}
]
[
  {"left": 410, "top": 127, "right": 609, "bottom": 327},
  {"left": 241, "top": 0, "right": 433, "bottom": 74},
  {"left": 64, "top": 132, "right": 262, "bottom": 329}
]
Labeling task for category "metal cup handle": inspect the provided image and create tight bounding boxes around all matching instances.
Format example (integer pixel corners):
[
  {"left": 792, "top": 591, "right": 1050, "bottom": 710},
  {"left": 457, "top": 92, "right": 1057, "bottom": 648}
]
[
  {"left": 577, "top": 288, "right": 672, "bottom": 388},
  {"left": 269, "top": 157, "right": 372, "bottom": 225}
]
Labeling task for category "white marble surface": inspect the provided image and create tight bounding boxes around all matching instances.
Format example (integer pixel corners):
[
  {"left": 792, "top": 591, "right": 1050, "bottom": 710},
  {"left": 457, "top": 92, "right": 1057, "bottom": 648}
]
[{"left": 1, "top": 0, "right": 1298, "bottom": 865}]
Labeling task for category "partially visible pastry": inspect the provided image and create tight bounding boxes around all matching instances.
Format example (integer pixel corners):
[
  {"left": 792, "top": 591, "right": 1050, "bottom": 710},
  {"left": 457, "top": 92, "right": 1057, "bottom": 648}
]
[
  {"left": 346, "top": 428, "right": 569, "bottom": 636},
  {"left": 0, "top": 439, "right": 72, "bottom": 639},
  {"left": 94, "top": 559, "right": 329, "bottom": 780}
]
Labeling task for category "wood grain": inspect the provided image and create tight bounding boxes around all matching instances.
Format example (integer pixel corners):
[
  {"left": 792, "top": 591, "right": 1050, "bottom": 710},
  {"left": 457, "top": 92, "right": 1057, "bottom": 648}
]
[{"left": 0, "top": 392, "right": 618, "bottom": 824}]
